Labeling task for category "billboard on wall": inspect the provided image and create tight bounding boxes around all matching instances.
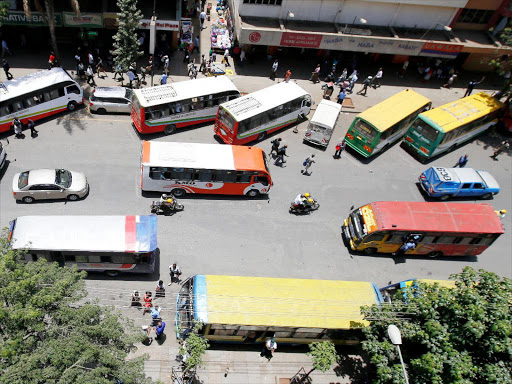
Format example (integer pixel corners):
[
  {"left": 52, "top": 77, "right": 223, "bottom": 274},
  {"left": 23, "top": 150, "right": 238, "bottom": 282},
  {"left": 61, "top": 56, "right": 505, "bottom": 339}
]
[
  {"left": 420, "top": 42, "right": 463, "bottom": 58},
  {"left": 1, "top": 11, "right": 62, "bottom": 26},
  {"left": 140, "top": 19, "right": 179, "bottom": 31},
  {"left": 280, "top": 32, "right": 322, "bottom": 48},
  {"left": 62, "top": 12, "right": 103, "bottom": 28},
  {"left": 320, "top": 35, "right": 423, "bottom": 55}
]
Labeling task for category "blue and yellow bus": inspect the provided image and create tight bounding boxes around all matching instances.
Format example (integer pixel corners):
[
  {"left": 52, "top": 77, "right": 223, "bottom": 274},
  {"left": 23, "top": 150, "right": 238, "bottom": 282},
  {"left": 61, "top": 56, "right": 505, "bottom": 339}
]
[{"left": 176, "top": 274, "right": 383, "bottom": 345}]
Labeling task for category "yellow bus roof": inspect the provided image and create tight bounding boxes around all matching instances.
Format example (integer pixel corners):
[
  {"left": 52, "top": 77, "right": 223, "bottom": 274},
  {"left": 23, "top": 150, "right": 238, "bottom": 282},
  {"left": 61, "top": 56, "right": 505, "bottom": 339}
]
[
  {"left": 420, "top": 92, "right": 504, "bottom": 133},
  {"left": 195, "top": 275, "right": 382, "bottom": 329},
  {"left": 357, "top": 89, "right": 431, "bottom": 132}
]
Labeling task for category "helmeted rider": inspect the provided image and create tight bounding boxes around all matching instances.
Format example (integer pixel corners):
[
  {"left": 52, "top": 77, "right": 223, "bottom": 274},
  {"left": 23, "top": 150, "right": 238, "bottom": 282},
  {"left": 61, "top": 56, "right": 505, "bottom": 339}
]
[
  {"left": 160, "top": 193, "right": 176, "bottom": 209},
  {"left": 294, "top": 193, "right": 311, "bottom": 210}
]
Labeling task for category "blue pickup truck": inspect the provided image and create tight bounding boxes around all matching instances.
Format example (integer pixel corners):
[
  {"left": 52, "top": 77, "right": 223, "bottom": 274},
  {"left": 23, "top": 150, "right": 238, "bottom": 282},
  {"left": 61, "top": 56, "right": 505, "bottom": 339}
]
[{"left": 419, "top": 167, "right": 500, "bottom": 200}]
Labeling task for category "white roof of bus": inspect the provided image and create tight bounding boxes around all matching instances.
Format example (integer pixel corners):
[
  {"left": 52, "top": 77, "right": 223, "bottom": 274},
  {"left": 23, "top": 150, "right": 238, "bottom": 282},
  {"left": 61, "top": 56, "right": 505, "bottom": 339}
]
[
  {"left": 142, "top": 141, "right": 235, "bottom": 170},
  {"left": 0, "top": 68, "right": 74, "bottom": 101},
  {"left": 310, "top": 99, "right": 341, "bottom": 128},
  {"left": 221, "top": 81, "right": 310, "bottom": 121},
  {"left": 10, "top": 215, "right": 151, "bottom": 252},
  {"left": 132, "top": 76, "right": 238, "bottom": 107}
]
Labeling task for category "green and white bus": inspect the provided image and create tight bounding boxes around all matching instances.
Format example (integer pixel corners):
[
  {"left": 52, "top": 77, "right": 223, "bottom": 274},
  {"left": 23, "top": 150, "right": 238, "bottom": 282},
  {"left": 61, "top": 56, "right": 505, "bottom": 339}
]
[
  {"left": 402, "top": 92, "right": 504, "bottom": 162},
  {"left": 344, "top": 89, "right": 431, "bottom": 158}
]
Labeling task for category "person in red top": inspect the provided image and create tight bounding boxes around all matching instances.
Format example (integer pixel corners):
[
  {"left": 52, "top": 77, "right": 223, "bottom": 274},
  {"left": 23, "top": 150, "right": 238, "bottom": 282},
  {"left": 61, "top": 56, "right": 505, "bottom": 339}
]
[
  {"left": 142, "top": 291, "right": 153, "bottom": 315},
  {"left": 284, "top": 69, "right": 292, "bottom": 83},
  {"left": 48, "top": 52, "right": 56, "bottom": 70}
]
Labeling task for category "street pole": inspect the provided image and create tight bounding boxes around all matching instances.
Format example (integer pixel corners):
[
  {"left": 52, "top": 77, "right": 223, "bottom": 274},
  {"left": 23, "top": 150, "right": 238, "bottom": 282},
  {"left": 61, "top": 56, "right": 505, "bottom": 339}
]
[{"left": 396, "top": 345, "right": 409, "bottom": 384}]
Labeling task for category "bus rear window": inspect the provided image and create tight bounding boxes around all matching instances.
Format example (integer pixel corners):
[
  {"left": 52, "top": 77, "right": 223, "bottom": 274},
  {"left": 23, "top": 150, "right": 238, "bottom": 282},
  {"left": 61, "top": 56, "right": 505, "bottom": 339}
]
[
  {"left": 353, "top": 120, "right": 378, "bottom": 142},
  {"left": 413, "top": 120, "right": 439, "bottom": 142},
  {"left": 217, "top": 107, "right": 235, "bottom": 132}
]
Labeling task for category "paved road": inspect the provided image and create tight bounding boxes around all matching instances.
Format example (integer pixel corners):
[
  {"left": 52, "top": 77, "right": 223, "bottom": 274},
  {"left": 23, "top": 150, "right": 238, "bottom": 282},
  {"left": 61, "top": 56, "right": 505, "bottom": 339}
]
[{"left": 1, "top": 73, "right": 511, "bottom": 383}]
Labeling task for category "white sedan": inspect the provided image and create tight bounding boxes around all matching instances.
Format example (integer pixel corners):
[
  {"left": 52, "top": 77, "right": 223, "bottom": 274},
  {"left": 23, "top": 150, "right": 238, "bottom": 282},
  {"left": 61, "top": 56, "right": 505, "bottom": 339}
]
[{"left": 12, "top": 169, "right": 89, "bottom": 203}]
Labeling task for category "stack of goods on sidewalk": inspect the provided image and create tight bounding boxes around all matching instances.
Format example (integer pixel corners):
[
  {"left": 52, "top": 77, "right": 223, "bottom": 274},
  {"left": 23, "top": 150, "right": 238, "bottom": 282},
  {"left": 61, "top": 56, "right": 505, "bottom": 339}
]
[{"left": 211, "top": 17, "right": 232, "bottom": 52}]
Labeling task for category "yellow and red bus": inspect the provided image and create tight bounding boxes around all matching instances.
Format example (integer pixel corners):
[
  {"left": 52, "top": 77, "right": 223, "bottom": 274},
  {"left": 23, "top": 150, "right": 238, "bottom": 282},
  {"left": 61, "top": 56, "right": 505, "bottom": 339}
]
[
  {"left": 0, "top": 68, "right": 84, "bottom": 133},
  {"left": 131, "top": 76, "right": 240, "bottom": 135},
  {"left": 342, "top": 201, "right": 504, "bottom": 258},
  {"left": 214, "top": 81, "right": 312, "bottom": 144},
  {"left": 140, "top": 141, "right": 272, "bottom": 197}
]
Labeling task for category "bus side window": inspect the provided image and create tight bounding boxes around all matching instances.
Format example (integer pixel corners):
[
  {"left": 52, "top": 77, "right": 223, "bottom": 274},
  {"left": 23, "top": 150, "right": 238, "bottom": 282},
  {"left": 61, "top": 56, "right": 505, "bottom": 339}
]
[
  {"left": 236, "top": 171, "right": 251, "bottom": 183},
  {"left": 223, "top": 170, "right": 237, "bottom": 182},
  {"left": 250, "top": 115, "right": 261, "bottom": 130},
  {"left": 479, "top": 236, "right": 497, "bottom": 246},
  {"left": 66, "top": 85, "right": 81, "bottom": 95},
  {"left": 161, "top": 105, "right": 170, "bottom": 117},
  {"left": 198, "top": 169, "right": 213, "bottom": 182},
  {"left": 422, "top": 235, "right": 439, "bottom": 244},
  {"left": 207, "top": 95, "right": 214, "bottom": 107},
  {"left": 181, "top": 100, "right": 191, "bottom": 113},
  {"left": 49, "top": 89, "right": 60, "bottom": 99},
  {"left": 386, "top": 233, "right": 405, "bottom": 243},
  {"left": 254, "top": 176, "right": 269, "bottom": 186},
  {"left": 259, "top": 113, "right": 269, "bottom": 126},
  {"left": 238, "top": 120, "right": 250, "bottom": 134},
  {"left": 172, "top": 168, "right": 193, "bottom": 180},
  {"left": 65, "top": 255, "right": 75, "bottom": 262},
  {"left": 12, "top": 101, "right": 23, "bottom": 112},
  {"left": 0, "top": 105, "right": 12, "bottom": 116},
  {"left": 101, "top": 255, "right": 112, "bottom": 262},
  {"left": 362, "top": 233, "right": 386, "bottom": 243},
  {"left": 437, "top": 236, "right": 456, "bottom": 244}
]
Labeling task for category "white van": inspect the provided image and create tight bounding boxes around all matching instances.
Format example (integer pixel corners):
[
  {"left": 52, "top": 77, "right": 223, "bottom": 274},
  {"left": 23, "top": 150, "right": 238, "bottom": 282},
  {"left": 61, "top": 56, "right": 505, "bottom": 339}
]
[{"left": 303, "top": 99, "right": 342, "bottom": 147}]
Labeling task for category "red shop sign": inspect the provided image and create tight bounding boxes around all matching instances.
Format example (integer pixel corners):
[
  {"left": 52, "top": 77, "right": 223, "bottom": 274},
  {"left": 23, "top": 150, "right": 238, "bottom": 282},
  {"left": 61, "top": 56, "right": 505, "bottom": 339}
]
[
  {"left": 280, "top": 32, "right": 322, "bottom": 48},
  {"left": 421, "top": 42, "right": 463, "bottom": 54}
]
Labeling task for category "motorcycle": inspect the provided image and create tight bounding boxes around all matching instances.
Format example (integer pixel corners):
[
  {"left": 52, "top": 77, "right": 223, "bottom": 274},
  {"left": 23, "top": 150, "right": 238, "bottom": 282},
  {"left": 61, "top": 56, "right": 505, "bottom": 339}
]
[
  {"left": 289, "top": 198, "right": 320, "bottom": 214},
  {"left": 150, "top": 198, "right": 184, "bottom": 215}
]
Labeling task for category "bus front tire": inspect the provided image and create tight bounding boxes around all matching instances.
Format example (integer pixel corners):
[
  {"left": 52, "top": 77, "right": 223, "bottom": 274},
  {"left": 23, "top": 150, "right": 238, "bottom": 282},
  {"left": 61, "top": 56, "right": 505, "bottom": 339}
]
[
  {"left": 363, "top": 247, "right": 377, "bottom": 255},
  {"left": 172, "top": 188, "right": 186, "bottom": 197},
  {"left": 427, "top": 251, "right": 442, "bottom": 258},
  {"left": 246, "top": 189, "right": 260, "bottom": 197},
  {"left": 257, "top": 132, "right": 267, "bottom": 141},
  {"left": 22, "top": 196, "right": 35, "bottom": 204},
  {"left": 67, "top": 101, "right": 78, "bottom": 111},
  {"left": 164, "top": 125, "right": 176, "bottom": 135}
]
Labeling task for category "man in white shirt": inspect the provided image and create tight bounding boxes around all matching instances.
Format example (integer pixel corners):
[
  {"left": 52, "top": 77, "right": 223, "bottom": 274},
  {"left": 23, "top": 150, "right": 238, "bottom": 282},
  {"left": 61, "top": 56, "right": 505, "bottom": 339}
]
[
  {"left": 270, "top": 59, "right": 278, "bottom": 80},
  {"left": 200, "top": 11, "right": 206, "bottom": 29},
  {"left": 372, "top": 67, "right": 383, "bottom": 88},
  {"left": 168, "top": 263, "right": 182, "bottom": 285}
]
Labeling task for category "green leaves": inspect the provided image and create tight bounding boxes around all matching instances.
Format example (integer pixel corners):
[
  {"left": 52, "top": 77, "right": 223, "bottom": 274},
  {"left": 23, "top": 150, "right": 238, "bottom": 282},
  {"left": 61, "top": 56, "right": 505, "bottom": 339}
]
[
  {"left": 362, "top": 268, "right": 512, "bottom": 384},
  {"left": 112, "top": 0, "right": 144, "bottom": 71},
  {"left": 307, "top": 341, "right": 338, "bottom": 373}
]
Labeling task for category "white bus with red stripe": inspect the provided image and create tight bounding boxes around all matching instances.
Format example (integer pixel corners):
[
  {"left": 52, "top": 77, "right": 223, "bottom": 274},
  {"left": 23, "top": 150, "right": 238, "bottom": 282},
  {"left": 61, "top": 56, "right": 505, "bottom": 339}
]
[
  {"left": 131, "top": 76, "right": 241, "bottom": 135},
  {"left": 214, "top": 81, "right": 312, "bottom": 145},
  {"left": 0, "top": 68, "right": 84, "bottom": 133},
  {"left": 8, "top": 215, "right": 157, "bottom": 276},
  {"left": 141, "top": 140, "right": 272, "bottom": 197}
]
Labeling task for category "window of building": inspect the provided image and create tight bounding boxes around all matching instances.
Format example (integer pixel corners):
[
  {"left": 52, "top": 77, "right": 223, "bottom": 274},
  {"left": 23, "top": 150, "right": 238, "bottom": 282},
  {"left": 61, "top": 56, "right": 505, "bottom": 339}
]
[{"left": 458, "top": 8, "right": 494, "bottom": 24}]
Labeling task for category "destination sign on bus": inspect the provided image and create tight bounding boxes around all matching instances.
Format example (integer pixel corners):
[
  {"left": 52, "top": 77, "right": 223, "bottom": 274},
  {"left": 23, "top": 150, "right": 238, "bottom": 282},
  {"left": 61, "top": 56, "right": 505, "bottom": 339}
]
[{"left": 360, "top": 204, "right": 378, "bottom": 233}]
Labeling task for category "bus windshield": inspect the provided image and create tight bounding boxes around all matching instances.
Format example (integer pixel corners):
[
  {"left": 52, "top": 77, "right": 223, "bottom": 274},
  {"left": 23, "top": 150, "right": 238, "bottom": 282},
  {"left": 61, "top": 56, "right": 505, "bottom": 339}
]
[
  {"left": 353, "top": 119, "right": 378, "bottom": 142},
  {"left": 412, "top": 120, "right": 439, "bottom": 142},
  {"left": 217, "top": 107, "right": 235, "bottom": 133},
  {"left": 350, "top": 209, "right": 367, "bottom": 242}
]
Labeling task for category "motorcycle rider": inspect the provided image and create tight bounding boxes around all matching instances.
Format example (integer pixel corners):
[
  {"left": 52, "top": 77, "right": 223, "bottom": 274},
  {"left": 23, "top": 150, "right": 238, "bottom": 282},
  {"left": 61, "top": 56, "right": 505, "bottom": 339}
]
[
  {"left": 293, "top": 193, "right": 311, "bottom": 211},
  {"left": 160, "top": 193, "right": 176, "bottom": 210}
]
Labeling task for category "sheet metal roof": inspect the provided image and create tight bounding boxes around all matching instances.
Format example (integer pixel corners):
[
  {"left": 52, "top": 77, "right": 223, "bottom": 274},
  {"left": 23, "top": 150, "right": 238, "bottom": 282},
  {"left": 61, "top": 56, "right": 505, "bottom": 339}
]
[{"left": 193, "top": 275, "right": 382, "bottom": 329}]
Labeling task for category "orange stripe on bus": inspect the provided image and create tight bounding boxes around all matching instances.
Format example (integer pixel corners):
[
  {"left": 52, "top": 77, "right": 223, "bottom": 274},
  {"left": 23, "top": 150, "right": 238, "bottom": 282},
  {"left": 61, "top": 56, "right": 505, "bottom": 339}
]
[{"left": 142, "top": 141, "right": 151, "bottom": 164}]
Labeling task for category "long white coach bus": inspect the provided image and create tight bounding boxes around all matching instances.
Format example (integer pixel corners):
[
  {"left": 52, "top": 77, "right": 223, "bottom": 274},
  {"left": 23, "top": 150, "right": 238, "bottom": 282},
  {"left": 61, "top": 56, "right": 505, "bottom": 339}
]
[
  {"left": 0, "top": 68, "right": 84, "bottom": 133},
  {"left": 8, "top": 215, "right": 158, "bottom": 276},
  {"left": 131, "top": 76, "right": 241, "bottom": 135},
  {"left": 141, "top": 140, "right": 272, "bottom": 197},
  {"left": 214, "top": 81, "right": 312, "bottom": 144}
]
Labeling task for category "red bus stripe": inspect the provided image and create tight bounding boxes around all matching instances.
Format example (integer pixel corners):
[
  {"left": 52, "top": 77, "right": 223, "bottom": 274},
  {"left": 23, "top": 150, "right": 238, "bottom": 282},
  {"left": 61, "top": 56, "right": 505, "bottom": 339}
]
[{"left": 125, "top": 216, "right": 136, "bottom": 252}]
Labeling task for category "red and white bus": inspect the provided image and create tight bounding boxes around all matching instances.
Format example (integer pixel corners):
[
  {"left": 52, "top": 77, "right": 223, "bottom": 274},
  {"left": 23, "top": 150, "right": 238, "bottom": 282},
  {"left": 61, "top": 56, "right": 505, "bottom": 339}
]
[
  {"left": 141, "top": 141, "right": 272, "bottom": 197},
  {"left": 342, "top": 201, "right": 504, "bottom": 257},
  {"left": 214, "top": 81, "right": 312, "bottom": 145},
  {"left": 131, "top": 76, "right": 240, "bottom": 135},
  {"left": 0, "top": 68, "right": 84, "bottom": 133}
]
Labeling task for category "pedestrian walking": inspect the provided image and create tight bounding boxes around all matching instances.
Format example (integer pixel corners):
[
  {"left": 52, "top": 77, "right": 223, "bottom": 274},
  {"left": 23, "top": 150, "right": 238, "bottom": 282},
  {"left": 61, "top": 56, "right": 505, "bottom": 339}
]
[
  {"left": 334, "top": 139, "right": 346, "bottom": 159},
  {"left": 275, "top": 144, "right": 289, "bottom": 166},
  {"left": 193, "top": 36, "right": 200, "bottom": 53},
  {"left": 88, "top": 52, "right": 95, "bottom": 70},
  {"left": 188, "top": 62, "right": 198, "bottom": 79},
  {"left": 96, "top": 57, "right": 107, "bottom": 79},
  {"left": 283, "top": 69, "right": 292, "bottom": 83},
  {"left": 309, "top": 64, "right": 321, "bottom": 83},
  {"left": 269, "top": 137, "right": 282, "bottom": 158},
  {"left": 147, "top": 56, "right": 154, "bottom": 78},
  {"left": 183, "top": 50, "right": 190, "bottom": 65},
  {"left": 127, "top": 69, "right": 138, "bottom": 88},
  {"left": 77, "top": 62, "right": 86, "bottom": 80},
  {"left": 168, "top": 263, "right": 182, "bottom": 285},
  {"left": 199, "top": 54, "right": 206, "bottom": 74},
  {"left": 155, "top": 321, "right": 166, "bottom": 340},
  {"left": 74, "top": 52, "right": 81, "bottom": 73},
  {"left": 301, "top": 154, "right": 315, "bottom": 175},
  {"left": 27, "top": 119, "right": 38, "bottom": 137},
  {"left": 163, "top": 55, "right": 170, "bottom": 73},
  {"left": 48, "top": 52, "right": 56, "bottom": 69},
  {"left": 160, "top": 73, "right": 168, "bottom": 85},
  {"left": 347, "top": 71, "right": 358, "bottom": 93},
  {"left": 86, "top": 65, "right": 96, "bottom": 86},
  {"left": 260, "top": 337, "right": 277, "bottom": 361},
  {"left": 463, "top": 76, "right": 485, "bottom": 97},
  {"left": 1, "top": 40, "right": 12, "bottom": 58},
  {"left": 357, "top": 76, "right": 372, "bottom": 96},
  {"left": 113, "top": 64, "right": 124, "bottom": 80},
  {"left": 392, "top": 240, "right": 417, "bottom": 256},
  {"left": 12, "top": 117, "right": 23, "bottom": 139},
  {"left": 2, "top": 59, "right": 13, "bottom": 80},
  {"left": 223, "top": 48, "right": 231, "bottom": 67},
  {"left": 400, "top": 60, "right": 409, "bottom": 78},
  {"left": 212, "top": 51, "right": 217, "bottom": 63},
  {"left": 337, "top": 89, "right": 346, "bottom": 105},
  {"left": 443, "top": 73, "right": 457, "bottom": 89},
  {"left": 335, "top": 68, "right": 348, "bottom": 85},
  {"left": 322, "top": 82, "right": 334, "bottom": 99},
  {"left": 200, "top": 10, "right": 206, "bottom": 30},
  {"left": 372, "top": 68, "right": 383, "bottom": 88},
  {"left": 491, "top": 141, "right": 510, "bottom": 160},
  {"left": 454, "top": 154, "right": 468, "bottom": 168},
  {"left": 270, "top": 59, "right": 278, "bottom": 80}
]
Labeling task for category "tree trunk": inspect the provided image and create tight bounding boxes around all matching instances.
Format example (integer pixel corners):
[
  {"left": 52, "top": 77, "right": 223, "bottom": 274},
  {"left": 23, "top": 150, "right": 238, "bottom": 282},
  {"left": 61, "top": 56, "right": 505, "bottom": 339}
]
[
  {"left": 300, "top": 367, "right": 315, "bottom": 383},
  {"left": 45, "top": 0, "right": 60, "bottom": 62}
]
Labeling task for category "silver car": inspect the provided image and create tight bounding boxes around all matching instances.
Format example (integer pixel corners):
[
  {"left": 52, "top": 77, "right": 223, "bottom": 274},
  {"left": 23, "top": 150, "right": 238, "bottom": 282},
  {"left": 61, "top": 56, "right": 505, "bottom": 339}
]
[
  {"left": 12, "top": 169, "right": 89, "bottom": 203},
  {"left": 89, "top": 87, "right": 133, "bottom": 114}
]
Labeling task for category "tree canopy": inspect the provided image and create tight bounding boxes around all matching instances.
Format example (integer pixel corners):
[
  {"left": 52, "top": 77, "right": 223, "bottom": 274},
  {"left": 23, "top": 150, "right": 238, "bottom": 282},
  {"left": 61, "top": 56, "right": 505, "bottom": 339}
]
[
  {"left": 0, "top": 229, "right": 154, "bottom": 384},
  {"left": 361, "top": 267, "right": 512, "bottom": 384},
  {"left": 112, "top": 0, "right": 143, "bottom": 72}
]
